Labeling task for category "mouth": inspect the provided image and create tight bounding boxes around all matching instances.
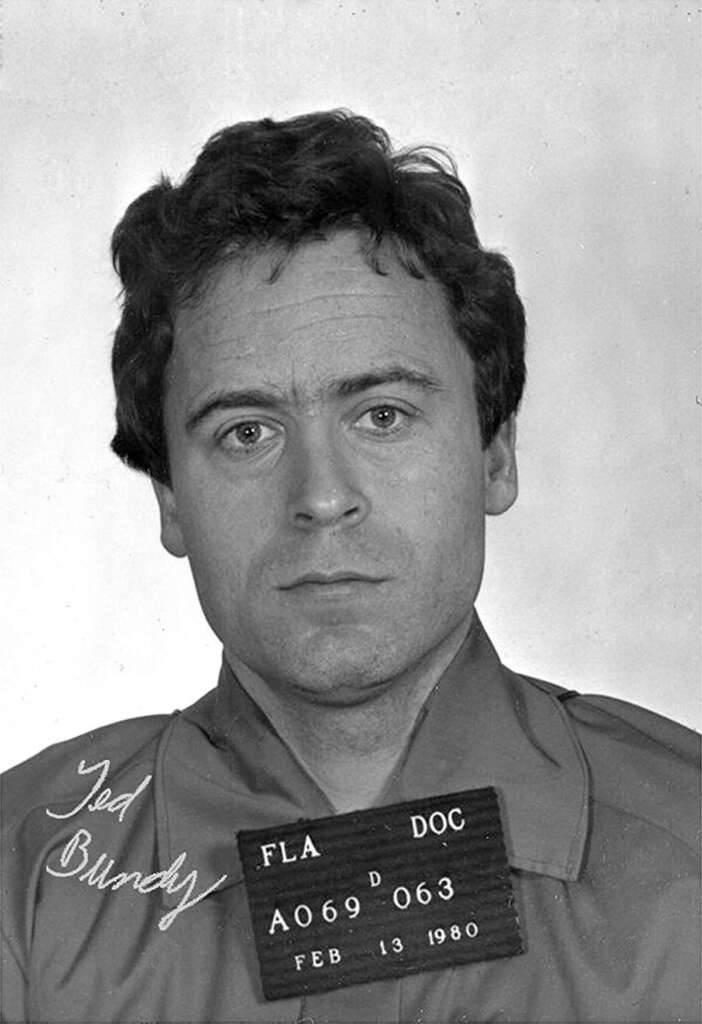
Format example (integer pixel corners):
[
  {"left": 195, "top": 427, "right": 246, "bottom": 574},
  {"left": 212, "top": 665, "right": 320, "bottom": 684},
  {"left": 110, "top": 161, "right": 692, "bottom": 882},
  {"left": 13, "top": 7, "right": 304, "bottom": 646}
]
[{"left": 279, "top": 572, "right": 388, "bottom": 590}]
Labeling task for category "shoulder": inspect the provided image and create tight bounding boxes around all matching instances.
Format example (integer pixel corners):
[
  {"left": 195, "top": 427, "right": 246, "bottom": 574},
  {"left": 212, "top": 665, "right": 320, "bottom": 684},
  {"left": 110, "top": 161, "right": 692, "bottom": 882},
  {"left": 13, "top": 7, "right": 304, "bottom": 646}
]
[
  {"left": 516, "top": 672, "right": 701, "bottom": 855},
  {"left": 1, "top": 714, "right": 172, "bottom": 831}
]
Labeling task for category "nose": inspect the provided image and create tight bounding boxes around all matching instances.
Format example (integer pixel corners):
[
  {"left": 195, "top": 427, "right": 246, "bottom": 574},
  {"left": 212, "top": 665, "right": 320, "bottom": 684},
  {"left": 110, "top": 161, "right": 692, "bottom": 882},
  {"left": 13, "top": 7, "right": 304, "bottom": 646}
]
[{"left": 286, "top": 426, "right": 370, "bottom": 530}]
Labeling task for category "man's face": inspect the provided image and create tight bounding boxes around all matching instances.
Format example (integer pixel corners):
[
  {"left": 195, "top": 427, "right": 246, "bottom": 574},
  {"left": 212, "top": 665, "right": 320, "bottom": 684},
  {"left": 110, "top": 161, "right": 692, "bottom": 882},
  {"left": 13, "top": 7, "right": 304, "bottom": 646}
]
[{"left": 154, "top": 232, "right": 516, "bottom": 704}]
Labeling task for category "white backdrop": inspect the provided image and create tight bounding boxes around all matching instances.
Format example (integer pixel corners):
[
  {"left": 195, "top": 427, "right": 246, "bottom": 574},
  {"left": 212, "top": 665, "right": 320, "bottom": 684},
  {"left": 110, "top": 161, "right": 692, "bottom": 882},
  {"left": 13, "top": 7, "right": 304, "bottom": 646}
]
[{"left": 2, "top": 0, "right": 700, "bottom": 772}]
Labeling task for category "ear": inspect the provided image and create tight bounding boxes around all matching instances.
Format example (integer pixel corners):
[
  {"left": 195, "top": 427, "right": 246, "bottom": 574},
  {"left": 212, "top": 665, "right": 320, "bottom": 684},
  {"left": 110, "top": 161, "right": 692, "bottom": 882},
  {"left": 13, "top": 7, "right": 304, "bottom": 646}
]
[
  {"left": 151, "top": 479, "right": 188, "bottom": 558},
  {"left": 483, "top": 416, "right": 518, "bottom": 516}
]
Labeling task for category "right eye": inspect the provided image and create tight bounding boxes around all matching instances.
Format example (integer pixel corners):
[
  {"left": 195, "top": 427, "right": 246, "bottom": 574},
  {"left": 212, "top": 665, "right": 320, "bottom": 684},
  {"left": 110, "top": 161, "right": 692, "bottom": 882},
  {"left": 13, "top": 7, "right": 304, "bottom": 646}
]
[{"left": 218, "top": 420, "right": 278, "bottom": 453}]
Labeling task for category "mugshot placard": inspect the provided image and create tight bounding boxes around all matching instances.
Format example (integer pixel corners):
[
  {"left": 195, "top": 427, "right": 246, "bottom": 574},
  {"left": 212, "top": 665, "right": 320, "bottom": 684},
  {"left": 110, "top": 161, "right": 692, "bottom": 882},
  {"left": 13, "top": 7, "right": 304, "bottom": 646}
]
[{"left": 237, "top": 786, "right": 523, "bottom": 1000}]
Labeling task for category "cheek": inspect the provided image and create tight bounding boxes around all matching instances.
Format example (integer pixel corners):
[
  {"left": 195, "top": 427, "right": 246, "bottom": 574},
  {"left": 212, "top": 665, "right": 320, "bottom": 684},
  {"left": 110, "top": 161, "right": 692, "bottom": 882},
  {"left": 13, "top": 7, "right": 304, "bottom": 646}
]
[
  {"left": 171, "top": 477, "right": 260, "bottom": 593},
  {"left": 424, "top": 487, "right": 484, "bottom": 582},
  {"left": 398, "top": 445, "right": 485, "bottom": 552}
]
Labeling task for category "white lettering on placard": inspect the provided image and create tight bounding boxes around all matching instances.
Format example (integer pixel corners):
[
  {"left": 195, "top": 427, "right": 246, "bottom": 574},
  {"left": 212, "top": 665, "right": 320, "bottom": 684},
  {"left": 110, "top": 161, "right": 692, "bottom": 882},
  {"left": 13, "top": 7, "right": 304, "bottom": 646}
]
[
  {"left": 293, "top": 947, "right": 342, "bottom": 971},
  {"left": 368, "top": 870, "right": 382, "bottom": 887},
  {"left": 294, "top": 904, "right": 313, "bottom": 928},
  {"left": 437, "top": 875, "right": 455, "bottom": 901},
  {"left": 427, "top": 921, "right": 479, "bottom": 945},
  {"left": 268, "top": 895, "right": 361, "bottom": 935},
  {"left": 269, "top": 908, "right": 291, "bottom": 934},
  {"left": 410, "top": 807, "right": 466, "bottom": 839},
  {"left": 43, "top": 757, "right": 227, "bottom": 932},
  {"left": 379, "top": 936, "right": 404, "bottom": 955},
  {"left": 391, "top": 876, "right": 455, "bottom": 910},
  {"left": 259, "top": 833, "right": 321, "bottom": 868}
]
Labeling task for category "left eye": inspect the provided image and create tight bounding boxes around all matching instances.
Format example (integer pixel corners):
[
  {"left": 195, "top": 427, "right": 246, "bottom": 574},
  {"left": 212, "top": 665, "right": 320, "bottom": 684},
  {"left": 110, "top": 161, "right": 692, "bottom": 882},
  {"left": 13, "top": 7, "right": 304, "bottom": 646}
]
[{"left": 357, "top": 406, "right": 407, "bottom": 431}]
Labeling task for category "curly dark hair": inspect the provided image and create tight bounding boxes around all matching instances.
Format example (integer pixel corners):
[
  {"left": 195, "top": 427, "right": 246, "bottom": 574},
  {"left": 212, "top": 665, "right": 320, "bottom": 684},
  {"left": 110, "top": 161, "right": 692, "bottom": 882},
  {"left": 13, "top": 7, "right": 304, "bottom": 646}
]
[{"left": 110, "top": 109, "right": 525, "bottom": 483}]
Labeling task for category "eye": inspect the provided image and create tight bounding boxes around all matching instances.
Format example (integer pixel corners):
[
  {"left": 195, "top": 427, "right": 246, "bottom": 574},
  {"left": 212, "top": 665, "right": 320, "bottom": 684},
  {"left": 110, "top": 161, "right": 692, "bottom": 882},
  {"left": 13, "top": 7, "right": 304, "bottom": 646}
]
[
  {"left": 218, "top": 420, "right": 278, "bottom": 452},
  {"left": 356, "top": 405, "right": 410, "bottom": 434}
]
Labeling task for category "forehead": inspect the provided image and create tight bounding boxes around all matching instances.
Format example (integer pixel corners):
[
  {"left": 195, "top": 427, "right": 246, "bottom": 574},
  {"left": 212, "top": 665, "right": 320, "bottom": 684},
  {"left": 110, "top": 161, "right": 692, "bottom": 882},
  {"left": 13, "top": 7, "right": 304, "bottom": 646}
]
[{"left": 169, "top": 232, "right": 467, "bottom": 396}]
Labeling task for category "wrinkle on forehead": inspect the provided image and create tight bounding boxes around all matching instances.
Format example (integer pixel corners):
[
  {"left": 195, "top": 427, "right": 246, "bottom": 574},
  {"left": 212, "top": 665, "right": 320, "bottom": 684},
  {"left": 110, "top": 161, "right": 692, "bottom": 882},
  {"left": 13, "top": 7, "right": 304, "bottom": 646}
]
[
  {"left": 174, "top": 232, "right": 449, "bottom": 342},
  {"left": 166, "top": 233, "right": 468, "bottom": 419}
]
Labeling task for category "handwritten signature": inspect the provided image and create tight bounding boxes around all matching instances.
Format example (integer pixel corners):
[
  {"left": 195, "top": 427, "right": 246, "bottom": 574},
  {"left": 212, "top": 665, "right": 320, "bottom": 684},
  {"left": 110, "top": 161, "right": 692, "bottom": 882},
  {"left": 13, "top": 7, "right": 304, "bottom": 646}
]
[{"left": 45, "top": 758, "right": 227, "bottom": 931}]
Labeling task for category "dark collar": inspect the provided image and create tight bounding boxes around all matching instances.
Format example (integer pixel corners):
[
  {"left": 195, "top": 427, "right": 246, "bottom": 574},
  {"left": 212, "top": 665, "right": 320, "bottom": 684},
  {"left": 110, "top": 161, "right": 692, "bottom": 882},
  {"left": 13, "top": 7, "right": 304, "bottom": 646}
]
[{"left": 153, "top": 617, "right": 589, "bottom": 909}]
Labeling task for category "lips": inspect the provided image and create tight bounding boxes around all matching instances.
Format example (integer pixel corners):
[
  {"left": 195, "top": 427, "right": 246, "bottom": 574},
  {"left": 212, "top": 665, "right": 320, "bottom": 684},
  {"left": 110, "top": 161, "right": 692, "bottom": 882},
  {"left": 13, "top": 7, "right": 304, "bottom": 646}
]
[{"left": 280, "top": 571, "right": 387, "bottom": 589}]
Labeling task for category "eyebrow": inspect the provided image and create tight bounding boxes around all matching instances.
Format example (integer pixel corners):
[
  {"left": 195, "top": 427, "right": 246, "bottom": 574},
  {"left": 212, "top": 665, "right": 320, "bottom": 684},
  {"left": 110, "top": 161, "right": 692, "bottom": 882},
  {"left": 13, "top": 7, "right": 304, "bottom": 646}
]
[{"left": 185, "top": 365, "right": 444, "bottom": 433}]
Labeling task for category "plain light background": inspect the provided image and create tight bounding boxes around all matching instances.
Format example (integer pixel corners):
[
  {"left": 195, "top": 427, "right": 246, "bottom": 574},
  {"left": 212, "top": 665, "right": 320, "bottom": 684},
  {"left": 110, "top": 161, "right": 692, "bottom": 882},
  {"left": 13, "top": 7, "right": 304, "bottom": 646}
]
[{"left": 2, "top": 0, "right": 700, "bottom": 772}]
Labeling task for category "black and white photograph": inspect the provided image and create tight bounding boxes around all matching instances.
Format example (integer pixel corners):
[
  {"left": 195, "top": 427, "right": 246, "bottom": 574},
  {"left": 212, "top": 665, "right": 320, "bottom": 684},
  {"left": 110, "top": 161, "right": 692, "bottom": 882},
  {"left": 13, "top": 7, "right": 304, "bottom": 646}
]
[{"left": 1, "top": 2, "right": 700, "bottom": 1021}]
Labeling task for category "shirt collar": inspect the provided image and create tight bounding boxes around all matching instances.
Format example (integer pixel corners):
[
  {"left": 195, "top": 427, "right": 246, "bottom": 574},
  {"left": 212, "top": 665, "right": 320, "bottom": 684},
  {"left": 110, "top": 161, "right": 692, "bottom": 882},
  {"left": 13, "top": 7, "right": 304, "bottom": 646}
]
[{"left": 153, "top": 616, "right": 589, "bottom": 909}]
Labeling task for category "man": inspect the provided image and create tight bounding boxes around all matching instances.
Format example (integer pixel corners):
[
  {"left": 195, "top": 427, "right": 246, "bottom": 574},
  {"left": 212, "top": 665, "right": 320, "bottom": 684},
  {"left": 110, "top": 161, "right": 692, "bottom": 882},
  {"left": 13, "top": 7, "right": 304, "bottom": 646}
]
[{"left": 1, "top": 110, "right": 699, "bottom": 1023}]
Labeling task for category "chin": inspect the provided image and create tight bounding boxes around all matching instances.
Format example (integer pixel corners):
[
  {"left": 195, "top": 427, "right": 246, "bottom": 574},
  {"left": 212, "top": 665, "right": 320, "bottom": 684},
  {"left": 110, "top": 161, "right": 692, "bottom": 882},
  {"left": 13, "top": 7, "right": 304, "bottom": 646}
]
[{"left": 264, "top": 627, "right": 403, "bottom": 705}]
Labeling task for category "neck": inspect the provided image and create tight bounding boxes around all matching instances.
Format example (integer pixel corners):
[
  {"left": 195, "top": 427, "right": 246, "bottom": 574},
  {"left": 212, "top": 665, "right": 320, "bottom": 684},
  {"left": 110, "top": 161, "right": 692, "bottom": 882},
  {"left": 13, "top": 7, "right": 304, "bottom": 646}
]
[{"left": 227, "top": 618, "right": 471, "bottom": 813}]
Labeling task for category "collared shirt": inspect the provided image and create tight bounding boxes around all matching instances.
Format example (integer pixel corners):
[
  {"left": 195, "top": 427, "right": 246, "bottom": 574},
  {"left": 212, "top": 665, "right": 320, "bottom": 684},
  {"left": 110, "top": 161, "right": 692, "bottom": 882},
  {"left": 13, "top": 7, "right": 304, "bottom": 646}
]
[{"left": 2, "top": 619, "right": 700, "bottom": 1022}]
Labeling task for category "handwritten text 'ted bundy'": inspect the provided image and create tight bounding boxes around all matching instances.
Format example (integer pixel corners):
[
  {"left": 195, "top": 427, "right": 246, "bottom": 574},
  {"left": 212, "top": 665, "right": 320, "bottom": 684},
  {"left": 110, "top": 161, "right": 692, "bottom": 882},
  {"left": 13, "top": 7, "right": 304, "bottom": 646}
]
[{"left": 45, "top": 757, "right": 227, "bottom": 931}]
